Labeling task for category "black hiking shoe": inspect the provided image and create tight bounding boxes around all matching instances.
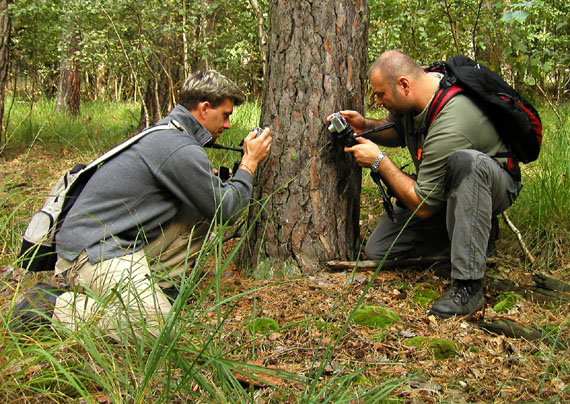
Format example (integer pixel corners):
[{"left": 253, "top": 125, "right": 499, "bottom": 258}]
[
  {"left": 161, "top": 285, "right": 180, "bottom": 303},
  {"left": 11, "top": 283, "right": 63, "bottom": 333},
  {"left": 429, "top": 279, "right": 485, "bottom": 319}
]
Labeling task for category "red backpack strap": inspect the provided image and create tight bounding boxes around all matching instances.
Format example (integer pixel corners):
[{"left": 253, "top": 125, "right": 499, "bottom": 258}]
[
  {"left": 426, "top": 84, "right": 463, "bottom": 127},
  {"left": 414, "top": 83, "right": 463, "bottom": 163}
]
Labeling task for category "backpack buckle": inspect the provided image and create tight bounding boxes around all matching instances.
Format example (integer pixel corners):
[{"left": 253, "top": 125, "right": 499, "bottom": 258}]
[{"left": 444, "top": 74, "right": 457, "bottom": 87}]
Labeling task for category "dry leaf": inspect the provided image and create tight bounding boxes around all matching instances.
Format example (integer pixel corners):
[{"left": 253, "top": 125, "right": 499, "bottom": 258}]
[
  {"left": 91, "top": 392, "right": 109, "bottom": 403},
  {"left": 232, "top": 362, "right": 285, "bottom": 388}
]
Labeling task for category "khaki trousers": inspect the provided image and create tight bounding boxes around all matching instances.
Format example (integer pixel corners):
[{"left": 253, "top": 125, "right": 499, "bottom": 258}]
[{"left": 52, "top": 208, "right": 210, "bottom": 341}]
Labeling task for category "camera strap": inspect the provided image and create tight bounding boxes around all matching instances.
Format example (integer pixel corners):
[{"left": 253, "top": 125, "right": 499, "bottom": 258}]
[{"left": 370, "top": 171, "right": 397, "bottom": 223}]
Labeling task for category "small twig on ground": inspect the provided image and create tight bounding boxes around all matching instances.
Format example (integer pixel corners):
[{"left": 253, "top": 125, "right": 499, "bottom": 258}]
[
  {"left": 501, "top": 211, "right": 536, "bottom": 270},
  {"left": 326, "top": 257, "right": 498, "bottom": 271}
]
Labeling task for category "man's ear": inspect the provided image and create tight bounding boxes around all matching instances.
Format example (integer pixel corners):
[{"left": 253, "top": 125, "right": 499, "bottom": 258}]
[
  {"left": 197, "top": 101, "right": 211, "bottom": 118},
  {"left": 398, "top": 77, "right": 411, "bottom": 94}
]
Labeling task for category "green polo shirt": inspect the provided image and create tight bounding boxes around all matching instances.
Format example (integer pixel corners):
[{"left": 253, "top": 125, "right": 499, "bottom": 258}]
[{"left": 392, "top": 87, "right": 508, "bottom": 207}]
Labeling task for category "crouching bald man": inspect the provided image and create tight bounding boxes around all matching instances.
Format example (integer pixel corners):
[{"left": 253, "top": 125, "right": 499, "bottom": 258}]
[
  {"left": 332, "top": 51, "right": 521, "bottom": 318},
  {"left": 13, "top": 71, "right": 272, "bottom": 340}
]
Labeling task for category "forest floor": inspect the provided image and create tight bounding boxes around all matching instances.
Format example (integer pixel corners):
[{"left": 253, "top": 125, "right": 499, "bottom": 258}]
[
  {"left": 1, "top": 147, "right": 569, "bottom": 403},
  {"left": 206, "top": 250, "right": 569, "bottom": 403}
]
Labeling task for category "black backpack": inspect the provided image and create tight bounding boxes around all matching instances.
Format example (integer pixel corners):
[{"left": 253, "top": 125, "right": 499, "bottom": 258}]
[{"left": 424, "top": 55, "right": 542, "bottom": 175}]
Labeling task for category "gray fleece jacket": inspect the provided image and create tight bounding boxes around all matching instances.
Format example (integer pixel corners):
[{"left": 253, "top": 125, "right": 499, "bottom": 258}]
[{"left": 55, "top": 105, "right": 253, "bottom": 263}]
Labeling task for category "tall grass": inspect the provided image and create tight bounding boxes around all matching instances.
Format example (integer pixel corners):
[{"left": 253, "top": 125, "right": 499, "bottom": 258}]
[
  {"left": 2, "top": 98, "right": 140, "bottom": 156},
  {"left": 0, "top": 208, "right": 405, "bottom": 402},
  {"left": 504, "top": 104, "right": 570, "bottom": 262}
]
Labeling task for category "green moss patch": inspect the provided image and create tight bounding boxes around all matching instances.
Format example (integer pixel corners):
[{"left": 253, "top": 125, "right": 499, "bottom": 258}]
[
  {"left": 370, "top": 330, "right": 390, "bottom": 342},
  {"left": 411, "top": 283, "right": 441, "bottom": 306},
  {"left": 353, "top": 306, "right": 401, "bottom": 329},
  {"left": 405, "top": 336, "right": 428, "bottom": 347},
  {"left": 429, "top": 338, "right": 462, "bottom": 359},
  {"left": 246, "top": 318, "right": 279, "bottom": 335},
  {"left": 493, "top": 292, "right": 524, "bottom": 312}
]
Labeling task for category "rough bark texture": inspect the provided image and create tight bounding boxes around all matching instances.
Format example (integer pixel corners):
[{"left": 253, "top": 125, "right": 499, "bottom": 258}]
[
  {"left": 239, "top": 0, "right": 369, "bottom": 274},
  {"left": 55, "top": 27, "right": 81, "bottom": 116},
  {"left": 0, "top": 0, "right": 12, "bottom": 147}
]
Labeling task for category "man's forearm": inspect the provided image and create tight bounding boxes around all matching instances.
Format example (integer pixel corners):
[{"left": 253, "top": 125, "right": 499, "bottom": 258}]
[
  {"left": 362, "top": 117, "right": 386, "bottom": 131},
  {"left": 377, "top": 156, "right": 438, "bottom": 219},
  {"left": 363, "top": 117, "right": 402, "bottom": 147}
]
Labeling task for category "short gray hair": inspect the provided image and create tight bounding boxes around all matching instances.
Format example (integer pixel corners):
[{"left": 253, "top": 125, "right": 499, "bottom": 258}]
[{"left": 179, "top": 70, "right": 245, "bottom": 110}]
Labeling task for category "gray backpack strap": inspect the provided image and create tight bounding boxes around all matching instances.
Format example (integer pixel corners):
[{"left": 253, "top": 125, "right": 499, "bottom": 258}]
[
  {"left": 86, "top": 122, "right": 179, "bottom": 169},
  {"left": 19, "top": 120, "right": 186, "bottom": 272}
]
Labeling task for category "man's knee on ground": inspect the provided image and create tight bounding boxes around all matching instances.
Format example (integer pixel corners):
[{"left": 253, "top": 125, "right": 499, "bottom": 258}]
[{"left": 364, "top": 241, "right": 384, "bottom": 260}]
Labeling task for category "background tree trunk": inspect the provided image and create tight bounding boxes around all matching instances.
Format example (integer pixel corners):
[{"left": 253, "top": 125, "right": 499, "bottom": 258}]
[
  {"left": 238, "top": 0, "right": 369, "bottom": 274},
  {"left": 248, "top": 0, "right": 268, "bottom": 78},
  {"left": 0, "top": 0, "right": 11, "bottom": 149},
  {"left": 137, "top": 36, "right": 182, "bottom": 129},
  {"left": 55, "top": 24, "right": 81, "bottom": 116}
]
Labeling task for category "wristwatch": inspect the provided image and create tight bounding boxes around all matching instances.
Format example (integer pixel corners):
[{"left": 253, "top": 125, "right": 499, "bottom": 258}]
[{"left": 370, "top": 152, "right": 387, "bottom": 173}]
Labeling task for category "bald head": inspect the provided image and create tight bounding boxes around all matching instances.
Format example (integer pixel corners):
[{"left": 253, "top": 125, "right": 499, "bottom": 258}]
[
  {"left": 368, "top": 51, "right": 440, "bottom": 114},
  {"left": 369, "top": 51, "right": 423, "bottom": 88}
]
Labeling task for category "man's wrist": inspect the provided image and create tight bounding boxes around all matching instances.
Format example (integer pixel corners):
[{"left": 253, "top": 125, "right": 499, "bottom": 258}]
[
  {"left": 370, "top": 151, "right": 387, "bottom": 173},
  {"left": 239, "top": 158, "right": 258, "bottom": 175},
  {"left": 238, "top": 162, "right": 254, "bottom": 175}
]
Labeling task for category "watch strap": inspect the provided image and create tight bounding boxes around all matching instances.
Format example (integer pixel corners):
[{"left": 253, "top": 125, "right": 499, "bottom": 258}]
[{"left": 370, "top": 152, "right": 387, "bottom": 172}]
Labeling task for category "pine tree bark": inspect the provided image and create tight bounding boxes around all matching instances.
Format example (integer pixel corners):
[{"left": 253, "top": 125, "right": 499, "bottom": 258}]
[{"left": 238, "top": 0, "right": 369, "bottom": 274}]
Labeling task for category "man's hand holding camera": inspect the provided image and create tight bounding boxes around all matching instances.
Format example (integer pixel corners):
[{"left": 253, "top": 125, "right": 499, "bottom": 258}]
[
  {"left": 344, "top": 136, "right": 386, "bottom": 170},
  {"left": 239, "top": 127, "right": 272, "bottom": 175},
  {"left": 326, "top": 110, "right": 370, "bottom": 134},
  {"left": 326, "top": 111, "right": 387, "bottom": 171}
]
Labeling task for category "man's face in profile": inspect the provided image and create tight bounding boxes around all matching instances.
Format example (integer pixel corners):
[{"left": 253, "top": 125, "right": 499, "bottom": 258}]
[{"left": 199, "top": 97, "right": 234, "bottom": 141}]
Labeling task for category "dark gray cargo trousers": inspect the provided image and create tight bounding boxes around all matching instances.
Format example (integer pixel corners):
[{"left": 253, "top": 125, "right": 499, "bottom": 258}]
[{"left": 364, "top": 149, "right": 521, "bottom": 281}]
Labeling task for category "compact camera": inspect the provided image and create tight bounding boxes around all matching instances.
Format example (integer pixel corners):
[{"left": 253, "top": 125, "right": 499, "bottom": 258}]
[{"left": 327, "top": 112, "right": 357, "bottom": 147}]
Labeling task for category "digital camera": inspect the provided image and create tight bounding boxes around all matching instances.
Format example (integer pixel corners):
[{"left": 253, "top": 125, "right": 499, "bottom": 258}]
[{"left": 327, "top": 112, "right": 357, "bottom": 147}]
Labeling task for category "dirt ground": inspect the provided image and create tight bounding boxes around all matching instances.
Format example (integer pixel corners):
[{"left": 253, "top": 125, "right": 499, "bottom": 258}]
[
  {"left": 196, "top": 244, "right": 568, "bottom": 403},
  {"left": 1, "top": 148, "right": 569, "bottom": 403}
]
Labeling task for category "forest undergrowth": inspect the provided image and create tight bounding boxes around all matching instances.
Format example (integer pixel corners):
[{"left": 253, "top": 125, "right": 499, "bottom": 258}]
[{"left": 0, "top": 101, "right": 568, "bottom": 403}]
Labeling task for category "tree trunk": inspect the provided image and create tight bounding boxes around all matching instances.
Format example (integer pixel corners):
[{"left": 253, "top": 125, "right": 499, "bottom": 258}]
[
  {"left": 190, "top": 0, "right": 217, "bottom": 72},
  {"left": 441, "top": 0, "right": 461, "bottom": 54},
  {"left": 238, "top": 0, "right": 369, "bottom": 274},
  {"left": 55, "top": 24, "right": 81, "bottom": 116},
  {"left": 0, "top": 0, "right": 12, "bottom": 149}
]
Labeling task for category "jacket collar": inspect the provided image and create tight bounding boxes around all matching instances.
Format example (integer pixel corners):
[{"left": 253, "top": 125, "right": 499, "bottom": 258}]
[{"left": 159, "top": 104, "right": 213, "bottom": 146}]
